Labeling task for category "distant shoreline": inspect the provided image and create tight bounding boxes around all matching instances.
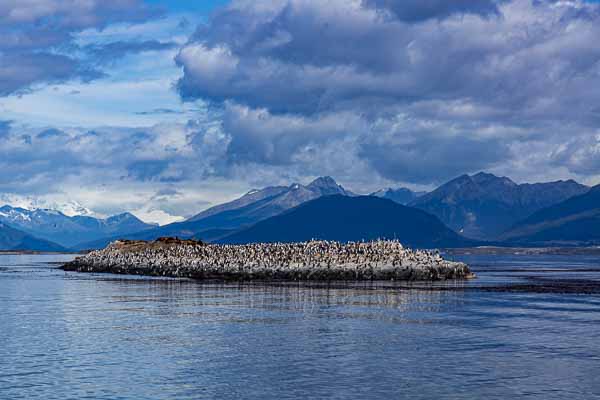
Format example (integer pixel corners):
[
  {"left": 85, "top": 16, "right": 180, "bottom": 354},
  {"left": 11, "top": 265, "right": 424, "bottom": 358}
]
[
  {"left": 444, "top": 246, "right": 600, "bottom": 256},
  {"left": 0, "top": 250, "right": 81, "bottom": 255}
]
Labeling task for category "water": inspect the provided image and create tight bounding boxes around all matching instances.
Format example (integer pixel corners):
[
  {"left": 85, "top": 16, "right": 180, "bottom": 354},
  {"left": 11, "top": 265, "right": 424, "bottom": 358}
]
[{"left": 1, "top": 253, "right": 600, "bottom": 399}]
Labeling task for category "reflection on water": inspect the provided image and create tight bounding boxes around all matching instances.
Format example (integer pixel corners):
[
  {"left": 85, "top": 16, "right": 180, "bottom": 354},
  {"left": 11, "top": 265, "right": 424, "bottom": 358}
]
[{"left": 1, "top": 253, "right": 600, "bottom": 399}]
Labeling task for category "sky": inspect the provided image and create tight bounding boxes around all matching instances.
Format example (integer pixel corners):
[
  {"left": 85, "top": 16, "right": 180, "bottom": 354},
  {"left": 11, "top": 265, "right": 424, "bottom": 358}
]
[{"left": 1, "top": 0, "right": 600, "bottom": 224}]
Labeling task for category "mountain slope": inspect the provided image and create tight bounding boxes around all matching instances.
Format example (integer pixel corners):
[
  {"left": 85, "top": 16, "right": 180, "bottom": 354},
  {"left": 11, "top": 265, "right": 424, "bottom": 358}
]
[
  {"left": 409, "top": 172, "right": 589, "bottom": 240},
  {"left": 0, "top": 222, "right": 66, "bottom": 251},
  {"left": 188, "top": 186, "right": 290, "bottom": 221},
  {"left": 188, "top": 176, "right": 352, "bottom": 227},
  {"left": 219, "top": 195, "right": 477, "bottom": 248},
  {"left": 0, "top": 206, "right": 156, "bottom": 248},
  {"left": 501, "top": 185, "right": 600, "bottom": 245},
  {"left": 371, "top": 188, "right": 426, "bottom": 205},
  {"left": 74, "top": 177, "right": 354, "bottom": 249}
]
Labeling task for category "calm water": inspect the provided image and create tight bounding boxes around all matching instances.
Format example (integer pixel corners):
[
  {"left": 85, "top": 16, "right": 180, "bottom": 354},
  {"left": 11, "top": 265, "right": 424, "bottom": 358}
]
[{"left": 1, "top": 253, "right": 600, "bottom": 399}]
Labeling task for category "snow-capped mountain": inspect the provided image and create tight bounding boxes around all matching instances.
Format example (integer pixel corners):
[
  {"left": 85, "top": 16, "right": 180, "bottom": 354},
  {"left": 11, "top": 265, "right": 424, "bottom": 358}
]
[
  {"left": 0, "top": 205, "right": 156, "bottom": 248},
  {"left": 0, "top": 195, "right": 97, "bottom": 217},
  {"left": 188, "top": 176, "right": 353, "bottom": 226}
]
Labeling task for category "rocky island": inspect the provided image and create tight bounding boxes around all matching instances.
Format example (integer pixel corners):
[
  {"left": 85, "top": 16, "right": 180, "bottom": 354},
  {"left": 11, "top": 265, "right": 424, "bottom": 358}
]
[{"left": 62, "top": 238, "right": 473, "bottom": 281}]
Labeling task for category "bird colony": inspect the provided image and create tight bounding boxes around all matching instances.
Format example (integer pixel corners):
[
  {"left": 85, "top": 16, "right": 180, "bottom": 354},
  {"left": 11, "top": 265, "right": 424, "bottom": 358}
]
[{"left": 62, "top": 238, "right": 473, "bottom": 281}]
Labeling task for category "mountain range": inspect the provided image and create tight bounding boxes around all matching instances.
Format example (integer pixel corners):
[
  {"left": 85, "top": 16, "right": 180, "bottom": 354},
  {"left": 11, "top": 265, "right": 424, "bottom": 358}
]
[
  {"left": 0, "top": 206, "right": 156, "bottom": 248},
  {"left": 409, "top": 172, "right": 589, "bottom": 240},
  {"left": 188, "top": 176, "right": 353, "bottom": 227},
  {"left": 1, "top": 172, "right": 598, "bottom": 251},
  {"left": 74, "top": 176, "right": 353, "bottom": 249},
  {"left": 0, "top": 222, "right": 67, "bottom": 252},
  {"left": 500, "top": 184, "right": 600, "bottom": 245}
]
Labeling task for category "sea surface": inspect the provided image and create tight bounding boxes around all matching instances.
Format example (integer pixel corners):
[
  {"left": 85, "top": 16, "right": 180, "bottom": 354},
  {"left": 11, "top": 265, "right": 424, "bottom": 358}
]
[{"left": 1, "top": 253, "right": 600, "bottom": 399}]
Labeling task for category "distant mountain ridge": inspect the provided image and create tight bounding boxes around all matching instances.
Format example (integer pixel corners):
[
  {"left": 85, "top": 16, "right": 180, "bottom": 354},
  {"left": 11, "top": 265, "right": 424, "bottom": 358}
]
[
  {"left": 219, "top": 195, "right": 478, "bottom": 248},
  {"left": 0, "top": 222, "right": 66, "bottom": 252},
  {"left": 371, "top": 187, "right": 426, "bottom": 205},
  {"left": 501, "top": 184, "right": 600, "bottom": 245},
  {"left": 408, "top": 172, "right": 589, "bottom": 240},
  {"left": 69, "top": 173, "right": 594, "bottom": 250},
  {"left": 189, "top": 176, "right": 353, "bottom": 224},
  {"left": 74, "top": 177, "right": 354, "bottom": 249},
  {"left": 0, "top": 196, "right": 97, "bottom": 217},
  {"left": 0, "top": 206, "right": 156, "bottom": 248}
]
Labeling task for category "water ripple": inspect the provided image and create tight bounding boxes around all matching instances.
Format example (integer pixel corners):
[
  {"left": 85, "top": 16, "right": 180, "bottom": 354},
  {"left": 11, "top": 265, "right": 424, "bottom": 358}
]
[{"left": 1, "top": 253, "right": 600, "bottom": 399}]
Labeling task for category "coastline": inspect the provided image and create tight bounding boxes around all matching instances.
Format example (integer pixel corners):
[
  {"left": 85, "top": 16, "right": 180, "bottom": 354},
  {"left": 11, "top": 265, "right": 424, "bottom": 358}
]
[
  {"left": 0, "top": 250, "right": 80, "bottom": 255},
  {"left": 444, "top": 246, "right": 600, "bottom": 256},
  {"left": 62, "top": 238, "right": 474, "bottom": 282}
]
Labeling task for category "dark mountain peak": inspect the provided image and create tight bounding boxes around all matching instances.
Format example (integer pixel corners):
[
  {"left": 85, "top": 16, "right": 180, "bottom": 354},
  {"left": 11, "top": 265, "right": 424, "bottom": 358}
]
[
  {"left": 106, "top": 212, "right": 140, "bottom": 223},
  {"left": 410, "top": 172, "right": 589, "bottom": 239},
  {"left": 472, "top": 171, "right": 494, "bottom": 179},
  {"left": 307, "top": 176, "right": 337, "bottom": 188},
  {"left": 453, "top": 174, "right": 472, "bottom": 183},
  {"left": 306, "top": 176, "right": 350, "bottom": 196},
  {"left": 471, "top": 172, "right": 516, "bottom": 187},
  {"left": 443, "top": 174, "right": 474, "bottom": 189},
  {"left": 111, "top": 212, "right": 136, "bottom": 219}
]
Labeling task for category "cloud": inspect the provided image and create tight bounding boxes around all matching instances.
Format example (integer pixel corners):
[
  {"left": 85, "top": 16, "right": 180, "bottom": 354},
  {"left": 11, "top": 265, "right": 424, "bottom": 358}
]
[
  {"left": 0, "top": 121, "right": 11, "bottom": 136},
  {"left": 135, "top": 108, "right": 184, "bottom": 116},
  {"left": 177, "top": 0, "right": 600, "bottom": 117},
  {"left": 172, "top": 0, "right": 600, "bottom": 187},
  {"left": 5, "top": 0, "right": 600, "bottom": 220},
  {"left": 363, "top": 0, "right": 506, "bottom": 22},
  {"left": 0, "top": 120, "right": 235, "bottom": 220},
  {"left": 0, "top": 0, "right": 161, "bottom": 95},
  {"left": 0, "top": 0, "right": 158, "bottom": 29},
  {"left": 550, "top": 134, "right": 600, "bottom": 176},
  {"left": 0, "top": 53, "right": 103, "bottom": 96},
  {"left": 84, "top": 40, "right": 178, "bottom": 65}
]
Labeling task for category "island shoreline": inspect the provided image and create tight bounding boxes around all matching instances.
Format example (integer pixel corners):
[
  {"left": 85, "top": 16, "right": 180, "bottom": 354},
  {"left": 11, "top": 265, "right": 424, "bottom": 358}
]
[{"left": 61, "top": 238, "right": 474, "bottom": 282}]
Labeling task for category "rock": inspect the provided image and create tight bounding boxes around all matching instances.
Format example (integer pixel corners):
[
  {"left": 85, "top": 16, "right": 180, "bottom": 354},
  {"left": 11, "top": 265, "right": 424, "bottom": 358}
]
[{"left": 62, "top": 238, "right": 473, "bottom": 282}]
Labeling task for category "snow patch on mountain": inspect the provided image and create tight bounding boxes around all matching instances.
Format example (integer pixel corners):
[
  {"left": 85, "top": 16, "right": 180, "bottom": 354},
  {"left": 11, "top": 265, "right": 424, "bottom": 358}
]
[{"left": 0, "top": 194, "right": 98, "bottom": 217}]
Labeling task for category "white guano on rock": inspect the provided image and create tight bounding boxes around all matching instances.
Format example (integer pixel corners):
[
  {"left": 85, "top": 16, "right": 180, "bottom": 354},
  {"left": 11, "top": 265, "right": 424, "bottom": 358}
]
[{"left": 62, "top": 238, "right": 474, "bottom": 281}]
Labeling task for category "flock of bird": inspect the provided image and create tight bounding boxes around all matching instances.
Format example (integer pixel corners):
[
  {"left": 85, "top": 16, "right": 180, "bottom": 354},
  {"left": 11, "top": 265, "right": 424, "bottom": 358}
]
[{"left": 64, "top": 239, "right": 472, "bottom": 281}]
